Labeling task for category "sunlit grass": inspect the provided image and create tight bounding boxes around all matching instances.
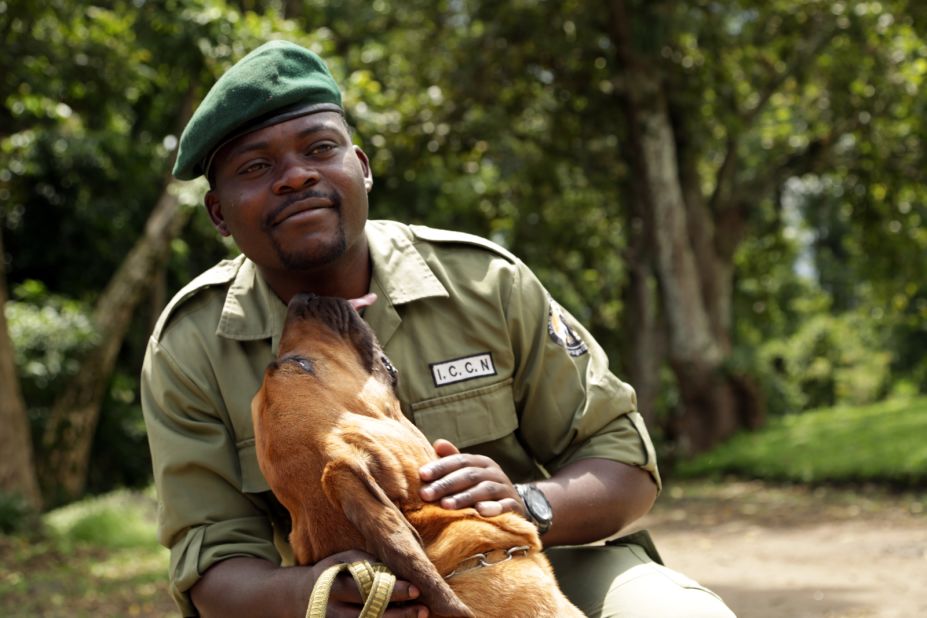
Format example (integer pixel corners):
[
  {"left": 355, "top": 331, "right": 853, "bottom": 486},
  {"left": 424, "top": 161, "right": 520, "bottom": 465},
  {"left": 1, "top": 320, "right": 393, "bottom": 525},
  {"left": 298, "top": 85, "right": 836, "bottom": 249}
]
[
  {"left": 677, "top": 396, "right": 927, "bottom": 485},
  {"left": 0, "top": 487, "right": 173, "bottom": 618},
  {"left": 44, "top": 487, "right": 162, "bottom": 550}
]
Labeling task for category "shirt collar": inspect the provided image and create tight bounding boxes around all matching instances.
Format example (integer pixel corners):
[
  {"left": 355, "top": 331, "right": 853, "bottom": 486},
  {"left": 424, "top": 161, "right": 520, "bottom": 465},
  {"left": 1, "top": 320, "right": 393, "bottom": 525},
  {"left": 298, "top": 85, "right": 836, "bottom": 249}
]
[
  {"left": 215, "top": 220, "right": 448, "bottom": 346},
  {"left": 366, "top": 219, "right": 448, "bottom": 305}
]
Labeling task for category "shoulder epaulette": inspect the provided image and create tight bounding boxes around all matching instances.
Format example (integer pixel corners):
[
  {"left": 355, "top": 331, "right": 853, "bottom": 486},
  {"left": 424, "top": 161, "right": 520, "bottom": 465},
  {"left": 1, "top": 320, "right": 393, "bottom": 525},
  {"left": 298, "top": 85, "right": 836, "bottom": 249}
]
[
  {"left": 151, "top": 255, "right": 244, "bottom": 341},
  {"left": 408, "top": 224, "right": 519, "bottom": 264}
]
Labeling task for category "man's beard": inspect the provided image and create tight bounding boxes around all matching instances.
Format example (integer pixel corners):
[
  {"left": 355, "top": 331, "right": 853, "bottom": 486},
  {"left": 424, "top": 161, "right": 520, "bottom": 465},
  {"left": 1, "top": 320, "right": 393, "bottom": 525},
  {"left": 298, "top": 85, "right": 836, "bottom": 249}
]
[
  {"left": 264, "top": 189, "right": 348, "bottom": 270},
  {"left": 271, "top": 212, "right": 348, "bottom": 271}
]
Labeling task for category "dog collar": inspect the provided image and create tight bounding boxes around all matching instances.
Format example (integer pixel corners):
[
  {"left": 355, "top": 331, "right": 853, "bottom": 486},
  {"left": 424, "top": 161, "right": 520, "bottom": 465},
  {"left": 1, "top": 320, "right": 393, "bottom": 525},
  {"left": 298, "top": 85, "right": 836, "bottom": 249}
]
[{"left": 444, "top": 545, "right": 531, "bottom": 580}]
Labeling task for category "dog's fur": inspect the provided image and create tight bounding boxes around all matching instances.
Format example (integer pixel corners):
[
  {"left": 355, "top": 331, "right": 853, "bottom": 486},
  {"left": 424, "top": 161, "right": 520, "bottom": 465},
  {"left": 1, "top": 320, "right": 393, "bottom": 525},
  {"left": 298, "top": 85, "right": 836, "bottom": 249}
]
[{"left": 251, "top": 294, "right": 584, "bottom": 617}]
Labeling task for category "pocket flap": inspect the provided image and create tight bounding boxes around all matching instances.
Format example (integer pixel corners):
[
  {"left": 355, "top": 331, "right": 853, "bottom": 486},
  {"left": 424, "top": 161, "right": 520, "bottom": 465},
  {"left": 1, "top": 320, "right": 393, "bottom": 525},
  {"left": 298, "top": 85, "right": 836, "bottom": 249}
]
[{"left": 411, "top": 379, "right": 517, "bottom": 448}]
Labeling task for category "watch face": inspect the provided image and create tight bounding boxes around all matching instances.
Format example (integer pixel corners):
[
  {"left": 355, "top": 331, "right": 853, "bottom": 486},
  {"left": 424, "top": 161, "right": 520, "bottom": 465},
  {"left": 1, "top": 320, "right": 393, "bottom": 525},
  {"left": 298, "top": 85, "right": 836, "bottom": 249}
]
[{"left": 525, "top": 486, "right": 553, "bottom": 521}]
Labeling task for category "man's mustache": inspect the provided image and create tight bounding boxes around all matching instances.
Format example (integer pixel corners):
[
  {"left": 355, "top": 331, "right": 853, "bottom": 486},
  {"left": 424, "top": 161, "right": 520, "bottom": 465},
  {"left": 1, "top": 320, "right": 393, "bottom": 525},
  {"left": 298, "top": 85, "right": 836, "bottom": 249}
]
[{"left": 263, "top": 189, "right": 341, "bottom": 229}]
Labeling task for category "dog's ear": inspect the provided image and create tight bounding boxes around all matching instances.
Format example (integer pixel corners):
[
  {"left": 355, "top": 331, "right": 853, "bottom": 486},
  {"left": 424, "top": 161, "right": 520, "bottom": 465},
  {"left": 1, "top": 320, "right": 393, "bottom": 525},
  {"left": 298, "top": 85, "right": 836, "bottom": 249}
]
[
  {"left": 250, "top": 385, "right": 265, "bottom": 432},
  {"left": 322, "top": 460, "right": 473, "bottom": 618}
]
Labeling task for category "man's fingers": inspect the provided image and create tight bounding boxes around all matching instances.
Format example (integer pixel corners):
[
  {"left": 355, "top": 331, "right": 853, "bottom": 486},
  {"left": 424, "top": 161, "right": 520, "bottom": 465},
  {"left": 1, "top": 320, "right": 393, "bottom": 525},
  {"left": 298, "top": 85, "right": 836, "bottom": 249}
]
[
  {"left": 475, "top": 497, "right": 522, "bottom": 517},
  {"left": 431, "top": 438, "right": 459, "bottom": 458},
  {"left": 383, "top": 606, "right": 429, "bottom": 618},
  {"left": 420, "top": 450, "right": 495, "bottom": 482},
  {"left": 329, "top": 572, "right": 421, "bottom": 602},
  {"left": 426, "top": 474, "right": 509, "bottom": 508},
  {"left": 330, "top": 601, "right": 428, "bottom": 618},
  {"left": 391, "top": 581, "right": 421, "bottom": 603},
  {"left": 420, "top": 453, "right": 470, "bottom": 483},
  {"left": 328, "top": 575, "right": 428, "bottom": 617},
  {"left": 348, "top": 292, "right": 378, "bottom": 312},
  {"left": 327, "top": 570, "right": 365, "bottom": 603},
  {"left": 474, "top": 501, "right": 504, "bottom": 517}
]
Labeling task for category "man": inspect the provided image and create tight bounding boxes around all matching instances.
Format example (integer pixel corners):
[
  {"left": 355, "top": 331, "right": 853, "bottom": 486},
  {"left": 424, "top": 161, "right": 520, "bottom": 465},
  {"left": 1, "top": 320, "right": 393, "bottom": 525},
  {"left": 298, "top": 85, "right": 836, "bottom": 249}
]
[{"left": 141, "top": 40, "right": 735, "bottom": 617}]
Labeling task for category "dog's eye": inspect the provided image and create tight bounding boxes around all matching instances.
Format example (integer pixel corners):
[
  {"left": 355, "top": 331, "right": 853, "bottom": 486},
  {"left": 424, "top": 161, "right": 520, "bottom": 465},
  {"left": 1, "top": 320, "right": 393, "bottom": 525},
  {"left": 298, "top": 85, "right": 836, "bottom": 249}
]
[
  {"left": 380, "top": 354, "right": 398, "bottom": 385},
  {"left": 287, "top": 356, "right": 314, "bottom": 373}
]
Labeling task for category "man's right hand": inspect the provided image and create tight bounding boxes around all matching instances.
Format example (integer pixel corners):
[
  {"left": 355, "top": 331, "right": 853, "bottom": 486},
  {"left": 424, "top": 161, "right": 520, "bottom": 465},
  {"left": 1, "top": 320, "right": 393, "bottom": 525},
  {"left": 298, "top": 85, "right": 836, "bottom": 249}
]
[
  {"left": 191, "top": 554, "right": 428, "bottom": 617},
  {"left": 312, "top": 550, "right": 429, "bottom": 618}
]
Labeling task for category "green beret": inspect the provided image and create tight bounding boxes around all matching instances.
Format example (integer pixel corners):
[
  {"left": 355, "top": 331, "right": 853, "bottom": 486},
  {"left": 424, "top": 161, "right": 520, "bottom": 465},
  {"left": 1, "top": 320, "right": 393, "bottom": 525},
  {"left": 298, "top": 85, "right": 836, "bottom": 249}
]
[{"left": 173, "top": 40, "right": 343, "bottom": 180}]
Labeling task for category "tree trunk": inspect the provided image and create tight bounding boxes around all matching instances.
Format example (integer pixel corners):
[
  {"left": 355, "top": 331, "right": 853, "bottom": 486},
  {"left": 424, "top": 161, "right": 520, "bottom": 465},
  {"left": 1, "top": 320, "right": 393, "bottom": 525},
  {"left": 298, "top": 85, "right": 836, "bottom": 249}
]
[
  {"left": 37, "top": 88, "right": 198, "bottom": 504},
  {"left": 610, "top": 0, "right": 761, "bottom": 454},
  {"left": 622, "top": 248, "right": 663, "bottom": 430},
  {"left": 0, "top": 230, "right": 43, "bottom": 511},
  {"left": 38, "top": 174, "right": 194, "bottom": 503}
]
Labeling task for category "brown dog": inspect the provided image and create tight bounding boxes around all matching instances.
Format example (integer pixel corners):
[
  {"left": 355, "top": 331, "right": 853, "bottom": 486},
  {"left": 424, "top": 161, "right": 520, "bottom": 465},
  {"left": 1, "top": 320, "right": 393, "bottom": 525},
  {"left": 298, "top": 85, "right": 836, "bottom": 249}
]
[{"left": 251, "top": 294, "right": 585, "bottom": 617}]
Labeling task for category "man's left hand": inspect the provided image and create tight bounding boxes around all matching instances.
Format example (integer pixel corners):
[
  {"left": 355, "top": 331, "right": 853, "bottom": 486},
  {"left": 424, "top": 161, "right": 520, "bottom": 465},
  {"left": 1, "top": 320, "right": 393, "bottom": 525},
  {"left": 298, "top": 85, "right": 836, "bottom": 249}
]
[{"left": 418, "top": 439, "right": 525, "bottom": 518}]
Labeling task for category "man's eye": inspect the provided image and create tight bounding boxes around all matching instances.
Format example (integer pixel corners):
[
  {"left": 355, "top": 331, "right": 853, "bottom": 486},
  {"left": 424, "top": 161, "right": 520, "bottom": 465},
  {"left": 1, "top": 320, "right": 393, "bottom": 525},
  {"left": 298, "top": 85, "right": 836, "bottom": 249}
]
[
  {"left": 239, "top": 161, "right": 267, "bottom": 174},
  {"left": 308, "top": 143, "right": 335, "bottom": 156}
]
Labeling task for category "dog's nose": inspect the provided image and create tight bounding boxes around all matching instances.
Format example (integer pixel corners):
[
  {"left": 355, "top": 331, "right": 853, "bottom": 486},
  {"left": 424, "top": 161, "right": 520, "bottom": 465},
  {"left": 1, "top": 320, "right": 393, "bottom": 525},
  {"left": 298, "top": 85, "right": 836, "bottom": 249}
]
[
  {"left": 286, "top": 294, "right": 356, "bottom": 333},
  {"left": 289, "top": 292, "right": 319, "bottom": 309}
]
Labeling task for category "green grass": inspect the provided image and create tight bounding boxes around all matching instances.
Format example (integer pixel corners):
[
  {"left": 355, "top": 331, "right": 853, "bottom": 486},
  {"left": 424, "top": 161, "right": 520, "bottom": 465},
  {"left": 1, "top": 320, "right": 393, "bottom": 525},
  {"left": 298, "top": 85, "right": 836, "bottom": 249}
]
[
  {"left": 0, "top": 488, "right": 174, "bottom": 618},
  {"left": 2, "top": 397, "right": 924, "bottom": 616},
  {"left": 676, "top": 395, "right": 927, "bottom": 486}
]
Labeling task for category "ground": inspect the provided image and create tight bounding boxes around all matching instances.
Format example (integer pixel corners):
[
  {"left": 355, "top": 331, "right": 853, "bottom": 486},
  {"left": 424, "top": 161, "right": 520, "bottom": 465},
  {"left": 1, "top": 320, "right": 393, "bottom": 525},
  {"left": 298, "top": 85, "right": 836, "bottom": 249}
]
[
  {"left": 1, "top": 479, "right": 924, "bottom": 617},
  {"left": 640, "top": 480, "right": 927, "bottom": 618}
]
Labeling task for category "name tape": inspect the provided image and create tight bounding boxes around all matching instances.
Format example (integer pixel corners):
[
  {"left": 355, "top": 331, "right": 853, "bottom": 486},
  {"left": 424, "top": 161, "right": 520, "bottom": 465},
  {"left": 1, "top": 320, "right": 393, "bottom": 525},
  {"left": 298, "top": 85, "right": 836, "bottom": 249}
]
[{"left": 431, "top": 352, "right": 496, "bottom": 387}]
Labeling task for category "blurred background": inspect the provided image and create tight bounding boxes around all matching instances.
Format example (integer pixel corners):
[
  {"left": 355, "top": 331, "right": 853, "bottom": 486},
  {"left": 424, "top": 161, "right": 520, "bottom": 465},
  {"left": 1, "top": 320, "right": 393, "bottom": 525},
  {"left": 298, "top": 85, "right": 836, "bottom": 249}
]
[{"left": 1, "top": 1, "right": 925, "bottom": 616}]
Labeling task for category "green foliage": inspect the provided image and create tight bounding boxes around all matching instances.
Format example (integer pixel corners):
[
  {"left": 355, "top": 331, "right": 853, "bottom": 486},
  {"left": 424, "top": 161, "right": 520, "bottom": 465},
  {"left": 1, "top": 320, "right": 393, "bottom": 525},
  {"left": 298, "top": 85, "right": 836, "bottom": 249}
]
[
  {"left": 677, "top": 396, "right": 927, "bottom": 486},
  {"left": 0, "top": 0, "right": 334, "bottom": 499},
  {"left": 3, "top": 0, "right": 927, "bottom": 502},
  {"left": 43, "top": 488, "right": 160, "bottom": 550},
  {"left": 0, "top": 488, "right": 172, "bottom": 617},
  {"left": 0, "top": 492, "right": 37, "bottom": 535},
  {"left": 758, "top": 311, "right": 892, "bottom": 414},
  {"left": 5, "top": 280, "right": 96, "bottom": 392},
  {"left": 86, "top": 373, "right": 153, "bottom": 493}
]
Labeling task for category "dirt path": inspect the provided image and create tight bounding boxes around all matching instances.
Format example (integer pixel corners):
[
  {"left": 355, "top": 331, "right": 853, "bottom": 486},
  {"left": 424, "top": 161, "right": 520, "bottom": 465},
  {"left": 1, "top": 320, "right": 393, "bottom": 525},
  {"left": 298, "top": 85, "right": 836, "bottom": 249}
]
[{"left": 637, "top": 480, "right": 927, "bottom": 618}]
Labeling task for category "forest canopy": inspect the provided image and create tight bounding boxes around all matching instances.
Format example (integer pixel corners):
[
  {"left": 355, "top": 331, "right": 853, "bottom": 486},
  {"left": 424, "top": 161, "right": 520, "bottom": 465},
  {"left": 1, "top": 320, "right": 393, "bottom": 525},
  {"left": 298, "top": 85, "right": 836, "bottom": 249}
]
[{"left": 2, "top": 0, "right": 926, "bottom": 509}]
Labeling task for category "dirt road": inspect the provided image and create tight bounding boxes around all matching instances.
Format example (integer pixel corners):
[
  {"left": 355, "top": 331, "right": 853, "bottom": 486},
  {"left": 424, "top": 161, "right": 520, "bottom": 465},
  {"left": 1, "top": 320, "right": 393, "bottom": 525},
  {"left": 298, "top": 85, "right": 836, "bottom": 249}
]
[{"left": 637, "top": 480, "right": 927, "bottom": 618}]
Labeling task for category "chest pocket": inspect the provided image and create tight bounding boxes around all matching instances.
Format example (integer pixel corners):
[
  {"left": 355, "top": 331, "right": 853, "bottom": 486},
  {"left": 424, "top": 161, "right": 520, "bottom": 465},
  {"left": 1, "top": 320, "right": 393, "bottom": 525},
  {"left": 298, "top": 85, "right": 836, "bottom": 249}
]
[{"left": 410, "top": 378, "right": 518, "bottom": 448}]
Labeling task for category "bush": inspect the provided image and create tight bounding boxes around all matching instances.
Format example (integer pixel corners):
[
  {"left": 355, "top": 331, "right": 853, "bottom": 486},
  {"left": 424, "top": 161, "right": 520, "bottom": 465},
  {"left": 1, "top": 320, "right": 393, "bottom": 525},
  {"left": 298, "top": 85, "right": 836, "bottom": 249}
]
[
  {"left": 43, "top": 488, "right": 160, "bottom": 550},
  {"left": 677, "top": 396, "right": 927, "bottom": 486},
  {"left": 5, "top": 280, "right": 97, "bottom": 406},
  {"left": 0, "top": 492, "right": 38, "bottom": 535},
  {"left": 7, "top": 280, "right": 152, "bottom": 495},
  {"left": 756, "top": 311, "right": 891, "bottom": 415}
]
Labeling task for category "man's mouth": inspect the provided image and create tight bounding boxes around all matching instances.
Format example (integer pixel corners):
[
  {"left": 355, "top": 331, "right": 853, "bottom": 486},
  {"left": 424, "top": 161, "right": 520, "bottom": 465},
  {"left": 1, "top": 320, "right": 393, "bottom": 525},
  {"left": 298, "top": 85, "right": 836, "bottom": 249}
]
[{"left": 266, "top": 191, "right": 339, "bottom": 228}]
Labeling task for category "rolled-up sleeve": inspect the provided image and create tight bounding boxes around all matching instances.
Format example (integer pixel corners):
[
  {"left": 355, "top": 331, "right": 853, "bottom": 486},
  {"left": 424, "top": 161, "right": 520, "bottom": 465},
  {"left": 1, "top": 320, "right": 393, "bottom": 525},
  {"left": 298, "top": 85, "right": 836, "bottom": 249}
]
[
  {"left": 506, "top": 262, "right": 661, "bottom": 491},
  {"left": 141, "top": 336, "right": 279, "bottom": 616}
]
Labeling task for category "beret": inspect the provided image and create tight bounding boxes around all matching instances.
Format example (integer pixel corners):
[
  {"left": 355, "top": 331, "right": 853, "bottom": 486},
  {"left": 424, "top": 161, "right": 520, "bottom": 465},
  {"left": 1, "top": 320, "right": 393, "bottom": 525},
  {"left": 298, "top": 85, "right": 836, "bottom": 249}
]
[{"left": 173, "top": 40, "right": 343, "bottom": 180}]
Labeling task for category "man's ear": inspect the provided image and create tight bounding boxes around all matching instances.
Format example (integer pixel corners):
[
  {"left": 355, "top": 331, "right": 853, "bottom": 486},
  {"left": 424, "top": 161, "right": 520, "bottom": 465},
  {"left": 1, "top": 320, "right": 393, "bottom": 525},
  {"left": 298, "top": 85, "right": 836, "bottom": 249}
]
[
  {"left": 354, "top": 146, "right": 374, "bottom": 192},
  {"left": 204, "top": 191, "right": 231, "bottom": 237}
]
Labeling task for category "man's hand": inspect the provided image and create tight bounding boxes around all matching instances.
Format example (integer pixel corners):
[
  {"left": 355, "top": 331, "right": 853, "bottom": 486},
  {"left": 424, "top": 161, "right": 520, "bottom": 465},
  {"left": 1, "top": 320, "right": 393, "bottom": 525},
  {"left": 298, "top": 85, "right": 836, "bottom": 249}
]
[
  {"left": 348, "top": 292, "right": 378, "bottom": 312},
  {"left": 311, "top": 550, "right": 428, "bottom": 618},
  {"left": 418, "top": 439, "right": 525, "bottom": 518},
  {"left": 191, "top": 554, "right": 428, "bottom": 618},
  {"left": 417, "top": 441, "right": 659, "bottom": 548}
]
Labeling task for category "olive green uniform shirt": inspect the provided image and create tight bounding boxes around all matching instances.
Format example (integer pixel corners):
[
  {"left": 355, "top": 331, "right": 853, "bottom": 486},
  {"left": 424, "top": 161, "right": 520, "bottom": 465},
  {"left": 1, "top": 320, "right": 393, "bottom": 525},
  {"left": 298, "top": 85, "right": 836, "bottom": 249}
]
[{"left": 141, "top": 220, "right": 660, "bottom": 616}]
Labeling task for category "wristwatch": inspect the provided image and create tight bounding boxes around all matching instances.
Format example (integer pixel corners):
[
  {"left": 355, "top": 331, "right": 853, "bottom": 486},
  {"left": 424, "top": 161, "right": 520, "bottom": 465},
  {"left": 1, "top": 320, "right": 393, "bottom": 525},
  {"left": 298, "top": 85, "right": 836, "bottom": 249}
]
[{"left": 515, "top": 483, "right": 553, "bottom": 535}]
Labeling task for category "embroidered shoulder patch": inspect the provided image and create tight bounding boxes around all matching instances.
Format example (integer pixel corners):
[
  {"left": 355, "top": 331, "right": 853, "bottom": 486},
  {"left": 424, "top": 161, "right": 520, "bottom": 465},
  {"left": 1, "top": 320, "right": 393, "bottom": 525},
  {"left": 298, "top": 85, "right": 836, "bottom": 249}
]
[
  {"left": 430, "top": 352, "right": 497, "bottom": 387},
  {"left": 548, "top": 300, "right": 589, "bottom": 357}
]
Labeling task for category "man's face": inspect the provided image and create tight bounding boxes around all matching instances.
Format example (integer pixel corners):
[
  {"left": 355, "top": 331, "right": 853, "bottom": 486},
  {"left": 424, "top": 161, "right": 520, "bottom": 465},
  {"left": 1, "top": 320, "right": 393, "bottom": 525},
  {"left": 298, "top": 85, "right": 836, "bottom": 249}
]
[{"left": 205, "top": 111, "right": 372, "bottom": 275}]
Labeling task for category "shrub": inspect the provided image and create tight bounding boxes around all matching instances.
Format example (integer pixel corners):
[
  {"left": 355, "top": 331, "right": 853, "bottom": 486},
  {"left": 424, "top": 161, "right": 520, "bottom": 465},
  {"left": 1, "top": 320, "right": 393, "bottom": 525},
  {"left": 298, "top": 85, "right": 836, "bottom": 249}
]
[
  {"left": 43, "top": 489, "right": 159, "bottom": 550},
  {"left": 756, "top": 311, "right": 891, "bottom": 415},
  {"left": 5, "top": 280, "right": 97, "bottom": 405},
  {"left": 0, "top": 492, "right": 38, "bottom": 535}
]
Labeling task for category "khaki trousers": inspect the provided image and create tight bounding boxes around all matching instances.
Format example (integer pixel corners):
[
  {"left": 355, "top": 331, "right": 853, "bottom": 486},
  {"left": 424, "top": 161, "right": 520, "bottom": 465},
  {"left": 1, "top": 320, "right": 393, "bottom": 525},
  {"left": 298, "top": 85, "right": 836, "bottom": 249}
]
[{"left": 546, "top": 531, "right": 736, "bottom": 618}]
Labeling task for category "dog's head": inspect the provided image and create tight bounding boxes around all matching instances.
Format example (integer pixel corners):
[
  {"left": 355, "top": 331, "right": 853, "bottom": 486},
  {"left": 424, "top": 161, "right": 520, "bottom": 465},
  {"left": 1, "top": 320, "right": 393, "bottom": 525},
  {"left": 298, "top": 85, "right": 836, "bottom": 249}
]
[{"left": 256, "top": 294, "right": 400, "bottom": 424}]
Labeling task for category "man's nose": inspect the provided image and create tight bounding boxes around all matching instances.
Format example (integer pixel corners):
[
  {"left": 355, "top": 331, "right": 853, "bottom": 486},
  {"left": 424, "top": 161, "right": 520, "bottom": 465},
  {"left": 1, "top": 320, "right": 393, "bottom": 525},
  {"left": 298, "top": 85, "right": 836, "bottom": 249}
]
[{"left": 272, "top": 155, "right": 319, "bottom": 193}]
